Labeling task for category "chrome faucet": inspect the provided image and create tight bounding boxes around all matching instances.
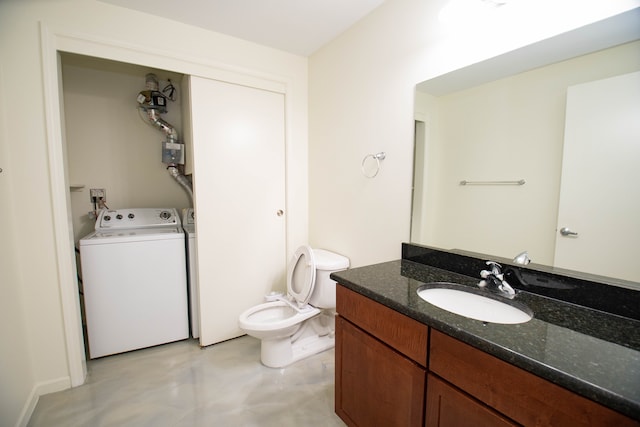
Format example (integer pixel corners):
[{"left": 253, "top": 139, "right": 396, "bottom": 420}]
[{"left": 478, "top": 261, "right": 516, "bottom": 298}]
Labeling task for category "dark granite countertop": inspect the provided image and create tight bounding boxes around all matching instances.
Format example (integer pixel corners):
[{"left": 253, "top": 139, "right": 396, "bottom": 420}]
[{"left": 331, "top": 258, "right": 640, "bottom": 420}]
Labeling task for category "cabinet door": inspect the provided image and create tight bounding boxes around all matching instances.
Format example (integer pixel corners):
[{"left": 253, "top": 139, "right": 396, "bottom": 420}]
[
  {"left": 336, "top": 316, "right": 426, "bottom": 427},
  {"left": 187, "top": 76, "right": 286, "bottom": 346},
  {"left": 425, "top": 374, "right": 516, "bottom": 427},
  {"left": 430, "top": 330, "right": 639, "bottom": 426}
]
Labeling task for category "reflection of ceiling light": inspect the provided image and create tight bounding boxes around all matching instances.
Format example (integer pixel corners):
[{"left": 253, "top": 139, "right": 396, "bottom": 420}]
[
  {"left": 439, "top": 0, "right": 510, "bottom": 23},
  {"left": 482, "top": 0, "right": 508, "bottom": 7}
]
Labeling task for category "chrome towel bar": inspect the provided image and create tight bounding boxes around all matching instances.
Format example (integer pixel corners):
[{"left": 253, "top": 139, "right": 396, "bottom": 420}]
[{"left": 459, "top": 179, "right": 525, "bottom": 186}]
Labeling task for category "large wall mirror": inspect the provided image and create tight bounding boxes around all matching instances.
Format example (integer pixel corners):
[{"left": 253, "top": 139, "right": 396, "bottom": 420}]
[{"left": 412, "top": 9, "right": 640, "bottom": 288}]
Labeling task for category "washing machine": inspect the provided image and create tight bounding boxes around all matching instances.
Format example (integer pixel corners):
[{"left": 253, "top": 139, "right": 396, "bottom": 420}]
[
  {"left": 182, "top": 208, "right": 200, "bottom": 338},
  {"left": 79, "top": 208, "right": 189, "bottom": 359}
]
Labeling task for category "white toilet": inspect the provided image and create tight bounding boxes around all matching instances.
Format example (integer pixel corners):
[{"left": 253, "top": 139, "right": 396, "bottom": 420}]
[{"left": 238, "top": 245, "right": 349, "bottom": 368}]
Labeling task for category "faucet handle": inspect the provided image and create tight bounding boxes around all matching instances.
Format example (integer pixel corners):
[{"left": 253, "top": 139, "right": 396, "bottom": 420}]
[
  {"left": 485, "top": 261, "right": 502, "bottom": 275},
  {"left": 479, "top": 261, "right": 516, "bottom": 298},
  {"left": 480, "top": 270, "right": 492, "bottom": 279}
]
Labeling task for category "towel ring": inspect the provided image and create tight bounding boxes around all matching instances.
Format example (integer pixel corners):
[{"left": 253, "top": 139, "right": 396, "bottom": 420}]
[{"left": 361, "top": 152, "right": 386, "bottom": 178}]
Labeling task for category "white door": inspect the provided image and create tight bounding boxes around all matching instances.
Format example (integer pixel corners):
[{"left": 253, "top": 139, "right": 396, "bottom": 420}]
[
  {"left": 554, "top": 71, "right": 640, "bottom": 282},
  {"left": 187, "top": 76, "right": 286, "bottom": 346}
]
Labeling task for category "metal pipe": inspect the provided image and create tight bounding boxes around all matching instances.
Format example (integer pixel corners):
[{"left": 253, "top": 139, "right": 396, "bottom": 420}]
[
  {"left": 137, "top": 73, "right": 193, "bottom": 204},
  {"left": 167, "top": 165, "right": 193, "bottom": 204},
  {"left": 145, "top": 109, "right": 178, "bottom": 144}
]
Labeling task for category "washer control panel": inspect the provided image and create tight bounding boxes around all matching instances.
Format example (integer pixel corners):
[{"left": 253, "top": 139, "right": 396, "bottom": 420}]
[{"left": 95, "top": 208, "right": 181, "bottom": 230}]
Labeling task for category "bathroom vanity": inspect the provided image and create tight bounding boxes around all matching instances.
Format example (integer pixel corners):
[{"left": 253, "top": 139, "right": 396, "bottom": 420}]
[{"left": 332, "top": 244, "right": 640, "bottom": 427}]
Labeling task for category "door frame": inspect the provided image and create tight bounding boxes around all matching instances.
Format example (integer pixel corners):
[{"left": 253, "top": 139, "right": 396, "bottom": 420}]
[{"left": 39, "top": 22, "right": 296, "bottom": 387}]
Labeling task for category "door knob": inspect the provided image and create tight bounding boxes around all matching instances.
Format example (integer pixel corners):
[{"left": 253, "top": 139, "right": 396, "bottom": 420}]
[
  {"left": 276, "top": 210, "right": 284, "bottom": 216},
  {"left": 560, "top": 227, "right": 578, "bottom": 237}
]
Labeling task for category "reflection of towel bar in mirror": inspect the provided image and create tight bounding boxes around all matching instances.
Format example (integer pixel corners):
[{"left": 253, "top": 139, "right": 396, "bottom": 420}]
[{"left": 459, "top": 179, "right": 525, "bottom": 186}]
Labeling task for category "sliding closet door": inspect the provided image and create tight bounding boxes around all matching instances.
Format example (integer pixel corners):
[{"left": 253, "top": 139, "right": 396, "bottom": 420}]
[{"left": 187, "top": 75, "right": 286, "bottom": 346}]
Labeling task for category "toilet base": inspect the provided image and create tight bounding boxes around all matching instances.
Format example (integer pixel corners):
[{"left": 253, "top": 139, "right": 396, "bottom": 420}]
[{"left": 261, "top": 333, "right": 335, "bottom": 368}]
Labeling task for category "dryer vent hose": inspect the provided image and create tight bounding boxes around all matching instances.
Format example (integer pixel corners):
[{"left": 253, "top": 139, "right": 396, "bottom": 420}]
[
  {"left": 137, "top": 73, "right": 193, "bottom": 205},
  {"left": 168, "top": 166, "right": 193, "bottom": 205}
]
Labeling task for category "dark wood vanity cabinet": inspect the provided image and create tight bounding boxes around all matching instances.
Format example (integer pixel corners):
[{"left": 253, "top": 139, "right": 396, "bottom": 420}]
[
  {"left": 335, "top": 285, "right": 428, "bottom": 426},
  {"left": 429, "top": 329, "right": 639, "bottom": 427},
  {"left": 335, "top": 285, "right": 639, "bottom": 427}
]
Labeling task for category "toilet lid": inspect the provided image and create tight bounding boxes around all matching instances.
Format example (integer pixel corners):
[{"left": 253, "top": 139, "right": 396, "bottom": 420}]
[{"left": 287, "top": 245, "right": 316, "bottom": 306}]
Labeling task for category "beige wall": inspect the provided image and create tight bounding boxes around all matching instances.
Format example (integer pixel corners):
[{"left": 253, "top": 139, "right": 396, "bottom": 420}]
[
  {"left": 414, "top": 41, "right": 640, "bottom": 266},
  {"left": 62, "top": 54, "right": 190, "bottom": 241},
  {"left": 308, "top": 0, "right": 638, "bottom": 268},
  {"left": 0, "top": 63, "right": 36, "bottom": 427},
  {"left": 308, "top": 0, "right": 439, "bottom": 267},
  {"left": 0, "top": 1, "right": 307, "bottom": 426}
]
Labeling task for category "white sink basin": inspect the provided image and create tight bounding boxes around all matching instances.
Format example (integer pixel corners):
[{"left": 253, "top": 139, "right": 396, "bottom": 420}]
[{"left": 417, "top": 285, "right": 532, "bottom": 324}]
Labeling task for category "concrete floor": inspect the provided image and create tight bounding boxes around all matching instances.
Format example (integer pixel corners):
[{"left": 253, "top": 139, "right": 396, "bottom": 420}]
[{"left": 28, "top": 336, "right": 345, "bottom": 427}]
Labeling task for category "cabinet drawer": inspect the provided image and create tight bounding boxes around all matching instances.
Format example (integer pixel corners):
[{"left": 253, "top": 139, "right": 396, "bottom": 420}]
[
  {"left": 430, "top": 329, "right": 639, "bottom": 427},
  {"left": 337, "top": 285, "right": 428, "bottom": 366}
]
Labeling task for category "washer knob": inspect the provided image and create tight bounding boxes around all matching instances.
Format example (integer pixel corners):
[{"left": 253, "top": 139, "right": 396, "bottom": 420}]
[
  {"left": 159, "top": 211, "right": 172, "bottom": 220},
  {"left": 116, "top": 214, "right": 123, "bottom": 220},
  {"left": 128, "top": 213, "right": 135, "bottom": 219},
  {"left": 104, "top": 215, "right": 111, "bottom": 221}
]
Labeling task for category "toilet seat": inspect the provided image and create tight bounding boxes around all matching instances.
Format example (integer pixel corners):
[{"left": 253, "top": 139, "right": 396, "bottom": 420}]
[
  {"left": 238, "top": 301, "right": 320, "bottom": 333},
  {"left": 288, "top": 245, "right": 316, "bottom": 306}
]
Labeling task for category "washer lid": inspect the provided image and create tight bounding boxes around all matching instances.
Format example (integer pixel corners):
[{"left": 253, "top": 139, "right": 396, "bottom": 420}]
[{"left": 287, "top": 245, "right": 316, "bottom": 306}]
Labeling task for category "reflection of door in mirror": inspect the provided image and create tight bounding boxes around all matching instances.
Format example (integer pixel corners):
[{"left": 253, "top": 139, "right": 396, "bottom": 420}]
[{"left": 554, "top": 71, "right": 640, "bottom": 282}]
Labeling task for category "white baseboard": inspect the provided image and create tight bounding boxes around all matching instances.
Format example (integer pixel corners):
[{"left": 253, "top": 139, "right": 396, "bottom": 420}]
[{"left": 16, "top": 376, "right": 70, "bottom": 427}]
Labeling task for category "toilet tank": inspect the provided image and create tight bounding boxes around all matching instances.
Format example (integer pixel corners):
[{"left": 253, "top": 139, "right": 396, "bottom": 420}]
[{"left": 309, "top": 249, "right": 350, "bottom": 308}]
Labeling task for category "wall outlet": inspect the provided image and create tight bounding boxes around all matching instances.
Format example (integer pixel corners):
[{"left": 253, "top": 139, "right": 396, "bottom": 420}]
[{"left": 89, "top": 188, "right": 106, "bottom": 202}]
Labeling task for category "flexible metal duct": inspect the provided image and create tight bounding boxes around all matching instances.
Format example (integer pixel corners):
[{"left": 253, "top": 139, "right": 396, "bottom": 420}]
[
  {"left": 167, "top": 165, "right": 193, "bottom": 204},
  {"left": 145, "top": 108, "right": 178, "bottom": 144},
  {"left": 137, "top": 73, "right": 193, "bottom": 204}
]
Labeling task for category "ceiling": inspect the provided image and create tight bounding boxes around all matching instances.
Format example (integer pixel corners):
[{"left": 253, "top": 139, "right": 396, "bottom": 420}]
[{"left": 99, "top": 0, "right": 386, "bottom": 56}]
